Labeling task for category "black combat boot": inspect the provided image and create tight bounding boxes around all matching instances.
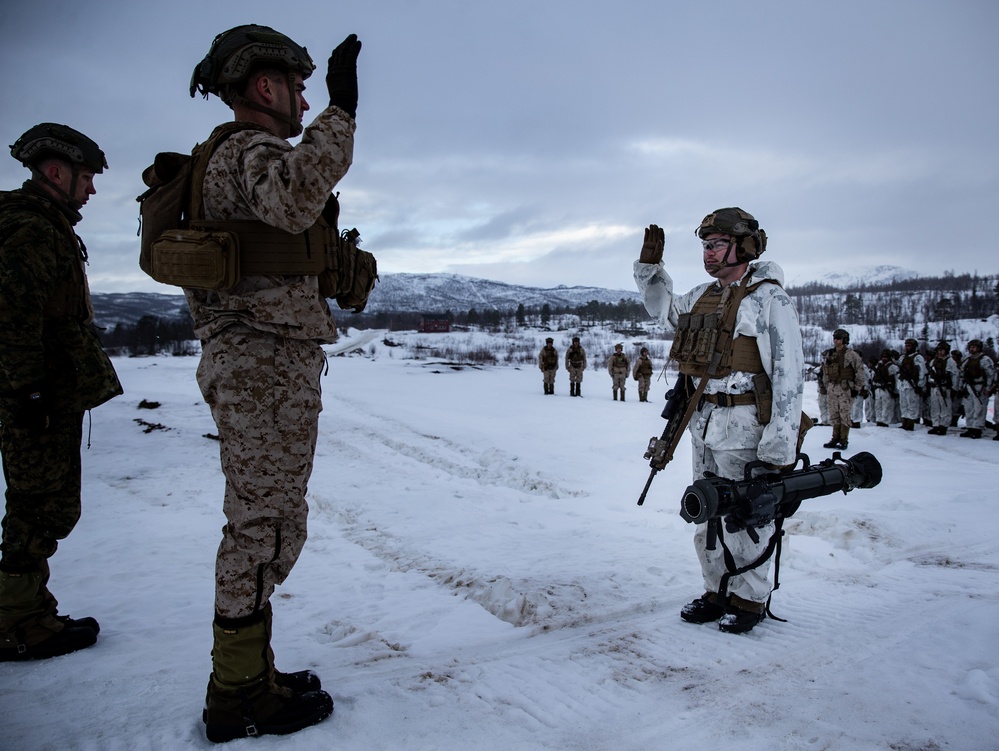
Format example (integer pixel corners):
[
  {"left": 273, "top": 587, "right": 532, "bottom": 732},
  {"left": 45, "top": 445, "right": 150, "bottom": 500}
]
[
  {"left": 718, "top": 603, "right": 766, "bottom": 634},
  {"left": 205, "top": 610, "right": 333, "bottom": 744},
  {"left": 680, "top": 593, "right": 726, "bottom": 624}
]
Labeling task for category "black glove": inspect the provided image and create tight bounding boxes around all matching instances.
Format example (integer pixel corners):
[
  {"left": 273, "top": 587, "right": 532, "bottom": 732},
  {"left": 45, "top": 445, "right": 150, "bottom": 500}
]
[
  {"left": 13, "top": 384, "right": 49, "bottom": 431},
  {"left": 327, "top": 34, "right": 362, "bottom": 119},
  {"left": 639, "top": 224, "right": 665, "bottom": 264}
]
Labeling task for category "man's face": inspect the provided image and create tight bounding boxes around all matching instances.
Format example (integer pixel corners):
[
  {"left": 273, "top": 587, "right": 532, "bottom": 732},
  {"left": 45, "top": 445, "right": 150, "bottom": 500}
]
[
  {"left": 701, "top": 233, "right": 734, "bottom": 278},
  {"left": 70, "top": 168, "right": 97, "bottom": 207},
  {"left": 969, "top": 344, "right": 981, "bottom": 355},
  {"left": 904, "top": 342, "right": 915, "bottom": 355},
  {"left": 833, "top": 335, "right": 846, "bottom": 350},
  {"left": 268, "top": 71, "right": 310, "bottom": 137}
]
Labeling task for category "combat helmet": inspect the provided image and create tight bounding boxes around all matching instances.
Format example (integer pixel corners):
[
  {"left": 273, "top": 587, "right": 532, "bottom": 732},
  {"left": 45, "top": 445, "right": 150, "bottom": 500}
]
[
  {"left": 190, "top": 24, "right": 316, "bottom": 136},
  {"left": 968, "top": 339, "right": 983, "bottom": 350},
  {"left": 10, "top": 123, "right": 107, "bottom": 174},
  {"left": 695, "top": 207, "right": 767, "bottom": 264},
  {"left": 10, "top": 123, "right": 107, "bottom": 213},
  {"left": 935, "top": 340, "right": 951, "bottom": 353},
  {"left": 833, "top": 328, "right": 850, "bottom": 343}
]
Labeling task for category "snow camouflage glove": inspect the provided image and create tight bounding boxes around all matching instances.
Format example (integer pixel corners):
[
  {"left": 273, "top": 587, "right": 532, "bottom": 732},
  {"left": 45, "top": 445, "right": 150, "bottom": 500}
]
[
  {"left": 326, "top": 34, "right": 361, "bottom": 119},
  {"left": 640, "top": 224, "right": 664, "bottom": 264}
]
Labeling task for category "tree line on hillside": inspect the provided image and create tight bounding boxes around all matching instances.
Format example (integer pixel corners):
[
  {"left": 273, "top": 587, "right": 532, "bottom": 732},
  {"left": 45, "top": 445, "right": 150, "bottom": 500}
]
[{"left": 99, "top": 274, "right": 998, "bottom": 357}]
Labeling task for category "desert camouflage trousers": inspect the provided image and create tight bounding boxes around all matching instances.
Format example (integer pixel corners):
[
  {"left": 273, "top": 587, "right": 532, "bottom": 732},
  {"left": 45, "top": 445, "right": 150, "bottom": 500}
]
[
  {"left": 541, "top": 368, "right": 556, "bottom": 386},
  {"left": 826, "top": 383, "right": 854, "bottom": 428},
  {"left": 0, "top": 413, "right": 84, "bottom": 569},
  {"left": 197, "top": 327, "right": 326, "bottom": 619},
  {"left": 566, "top": 365, "right": 584, "bottom": 384},
  {"left": 635, "top": 375, "right": 651, "bottom": 399}
]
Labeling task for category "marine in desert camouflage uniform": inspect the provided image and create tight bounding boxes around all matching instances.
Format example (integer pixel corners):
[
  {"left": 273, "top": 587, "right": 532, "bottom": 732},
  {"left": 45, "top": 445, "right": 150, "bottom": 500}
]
[
  {"left": 185, "top": 24, "right": 360, "bottom": 742},
  {"left": 632, "top": 347, "right": 654, "bottom": 402},
  {"left": 822, "top": 329, "right": 866, "bottom": 450},
  {"left": 538, "top": 337, "right": 558, "bottom": 394},
  {"left": 565, "top": 336, "right": 586, "bottom": 397},
  {"left": 607, "top": 344, "right": 630, "bottom": 401},
  {"left": 0, "top": 124, "right": 122, "bottom": 661}
]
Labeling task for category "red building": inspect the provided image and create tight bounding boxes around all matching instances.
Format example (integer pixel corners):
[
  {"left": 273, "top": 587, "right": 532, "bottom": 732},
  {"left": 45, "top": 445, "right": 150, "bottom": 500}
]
[{"left": 418, "top": 314, "right": 451, "bottom": 333}]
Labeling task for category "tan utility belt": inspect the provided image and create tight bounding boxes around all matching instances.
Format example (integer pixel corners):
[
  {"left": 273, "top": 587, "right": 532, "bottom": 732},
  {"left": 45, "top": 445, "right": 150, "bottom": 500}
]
[{"left": 701, "top": 391, "right": 756, "bottom": 407}]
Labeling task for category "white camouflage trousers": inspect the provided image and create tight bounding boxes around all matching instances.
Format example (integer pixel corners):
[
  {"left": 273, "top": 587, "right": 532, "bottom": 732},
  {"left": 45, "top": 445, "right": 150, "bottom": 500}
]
[
  {"left": 690, "top": 426, "right": 773, "bottom": 605},
  {"left": 197, "top": 326, "right": 325, "bottom": 619}
]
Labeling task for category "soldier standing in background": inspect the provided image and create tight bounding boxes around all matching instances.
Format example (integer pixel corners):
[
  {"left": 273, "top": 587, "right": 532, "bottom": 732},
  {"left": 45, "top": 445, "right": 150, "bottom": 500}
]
[
  {"left": 950, "top": 349, "right": 965, "bottom": 427},
  {"left": 185, "top": 24, "right": 361, "bottom": 741},
  {"left": 539, "top": 337, "right": 558, "bottom": 395},
  {"left": 608, "top": 343, "right": 630, "bottom": 401},
  {"left": 814, "top": 362, "right": 829, "bottom": 425},
  {"left": 565, "top": 336, "right": 586, "bottom": 397},
  {"left": 822, "top": 329, "right": 866, "bottom": 450},
  {"left": 632, "top": 347, "right": 654, "bottom": 402},
  {"left": 0, "top": 124, "right": 122, "bottom": 661},
  {"left": 960, "top": 339, "right": 995, "bottom": 439},
  {"left": 897, "top": 338, "right": 926, "bottom": 431},
  {"left": 871, "top": 349, "right": 899, "bottom": 427},
  {"left": 926, "top": 341, "right": 959, "bottom": 435}
]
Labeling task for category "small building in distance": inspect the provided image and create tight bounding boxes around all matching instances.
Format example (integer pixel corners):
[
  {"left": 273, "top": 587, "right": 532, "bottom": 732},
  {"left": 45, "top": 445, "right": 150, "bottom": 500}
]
[{"left": 418, "top": 313, "right": 451, "bottom": 333}]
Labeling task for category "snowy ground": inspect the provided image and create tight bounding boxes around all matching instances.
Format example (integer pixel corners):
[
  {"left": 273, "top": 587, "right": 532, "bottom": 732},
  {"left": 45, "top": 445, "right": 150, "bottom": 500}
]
[{"left": 2, "top": 332, "right": 998, "bottom": 751}]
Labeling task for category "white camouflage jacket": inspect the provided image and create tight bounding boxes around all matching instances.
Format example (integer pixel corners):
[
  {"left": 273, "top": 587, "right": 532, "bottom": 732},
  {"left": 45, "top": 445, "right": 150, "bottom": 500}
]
[
  {"left": 634, "top": 258, "right": 804, "bottom": 466},
  {"left": 185, "top": 105, "right": 355, "bottom": 342}
]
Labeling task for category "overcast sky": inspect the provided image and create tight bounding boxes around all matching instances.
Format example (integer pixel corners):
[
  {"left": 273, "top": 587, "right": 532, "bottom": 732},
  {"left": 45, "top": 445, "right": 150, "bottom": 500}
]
[{"left": 2, "top": 0, "right": 997, "bottom": 295}]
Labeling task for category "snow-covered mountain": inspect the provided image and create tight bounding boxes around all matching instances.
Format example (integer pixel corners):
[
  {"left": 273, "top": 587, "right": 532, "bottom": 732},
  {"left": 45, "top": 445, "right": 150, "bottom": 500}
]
[
  {"left": 90, "top": 274, "right": 642, "bottom": 326},
  {"left": 359, "top": 273, "right": 641, "bottom": 314},
  {"left": 786, "top": 264, "right": 921, "bottom": 289}
]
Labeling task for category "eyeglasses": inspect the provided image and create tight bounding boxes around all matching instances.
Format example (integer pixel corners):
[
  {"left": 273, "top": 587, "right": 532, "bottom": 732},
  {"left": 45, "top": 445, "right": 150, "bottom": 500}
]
[{"left": 701, "top": 238, "right": 732, "bottom": 252}]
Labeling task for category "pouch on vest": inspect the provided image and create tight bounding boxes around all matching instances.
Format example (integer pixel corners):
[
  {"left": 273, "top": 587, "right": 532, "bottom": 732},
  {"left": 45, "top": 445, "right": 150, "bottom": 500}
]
[
  {"left": 149, "top": 229, "right": 240, "bottom": 290},
  {"left": 320, "top": 227, "right": 379, "bottom": 313}
]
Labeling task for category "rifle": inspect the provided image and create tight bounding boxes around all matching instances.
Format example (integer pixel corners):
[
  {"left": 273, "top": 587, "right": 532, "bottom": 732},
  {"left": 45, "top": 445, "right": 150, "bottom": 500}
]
[
  {"left": 636, "top": 374, "right": 695, "bottom": 506},
  {"left": 678, "top": 451, "right": 882, "bottom": 540}
]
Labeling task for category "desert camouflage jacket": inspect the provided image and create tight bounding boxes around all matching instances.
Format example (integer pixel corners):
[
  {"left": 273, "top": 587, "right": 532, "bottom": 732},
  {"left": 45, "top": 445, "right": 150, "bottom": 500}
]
[
  {"left": 0, "top": 183, "right": 122, "bottom": 417},
  {"left": 184, "top": 105, "right": 356, "bottom": 342}
]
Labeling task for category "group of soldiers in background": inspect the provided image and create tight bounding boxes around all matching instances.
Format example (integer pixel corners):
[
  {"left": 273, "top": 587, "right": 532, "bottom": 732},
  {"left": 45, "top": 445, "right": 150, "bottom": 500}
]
[
  {"left": 537, "top": 338, "right": 656, "bottom": 402},
  {"left": 817, "top": 332, "right": 998, "bottom": 443}
]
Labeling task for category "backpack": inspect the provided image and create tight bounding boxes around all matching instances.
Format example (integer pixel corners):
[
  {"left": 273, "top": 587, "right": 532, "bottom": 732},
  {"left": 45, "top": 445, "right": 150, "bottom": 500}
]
[{"left": 136, "top": 124, "right": 378, "bottom": 312}]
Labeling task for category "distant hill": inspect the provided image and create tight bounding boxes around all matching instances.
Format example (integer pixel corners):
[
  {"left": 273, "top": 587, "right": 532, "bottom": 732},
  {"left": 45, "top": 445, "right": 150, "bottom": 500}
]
[
  {"left": 90, "top": 274, "right": 642, "bottom": 326},
  {"left": 91, "top": 267, "right": 996, "bottom": 334}
]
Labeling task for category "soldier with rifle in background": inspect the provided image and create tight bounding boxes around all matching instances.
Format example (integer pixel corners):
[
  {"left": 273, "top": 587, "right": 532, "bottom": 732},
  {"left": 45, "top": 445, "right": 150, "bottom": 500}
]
[
  {"left": 871, "top": 349, "right": 900, "bottom": 427},
  {"left": 926, "top": 341, "right": 959, "bottom": 435},
  {"left": 959, "top": 339, "right": 995, "bottom": 439},
  {"left": 897, "top": 338, "right": 925, "bottom": 431}
]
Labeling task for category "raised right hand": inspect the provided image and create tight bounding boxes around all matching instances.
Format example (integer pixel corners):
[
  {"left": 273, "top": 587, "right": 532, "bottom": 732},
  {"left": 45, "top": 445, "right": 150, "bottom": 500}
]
[
  {"left": 327, "top": 34, "right": 362, "bottom": 119},
  {"left": 639, "top": 224, "right": 665, "bottom": 264}
]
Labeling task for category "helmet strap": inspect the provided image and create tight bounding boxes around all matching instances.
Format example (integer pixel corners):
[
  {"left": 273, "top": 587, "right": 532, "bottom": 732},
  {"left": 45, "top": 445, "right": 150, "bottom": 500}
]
[
  {"left": 230, "top": 73, "right": 302, "bottom": 138},
  {"left": 29, "top": 165, "right": 84, "bottom": 219}
]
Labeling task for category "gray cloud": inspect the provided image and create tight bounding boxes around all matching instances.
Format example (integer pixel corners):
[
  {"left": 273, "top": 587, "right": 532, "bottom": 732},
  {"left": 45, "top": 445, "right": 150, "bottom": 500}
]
[{"left": 2, "top": 0, "right": 996, "bottom": 295}]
